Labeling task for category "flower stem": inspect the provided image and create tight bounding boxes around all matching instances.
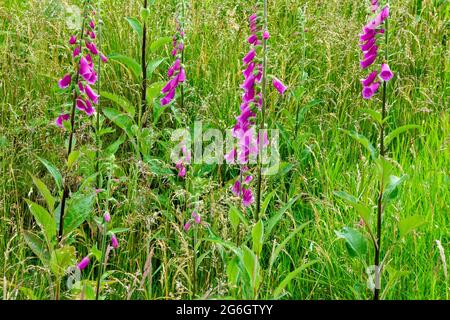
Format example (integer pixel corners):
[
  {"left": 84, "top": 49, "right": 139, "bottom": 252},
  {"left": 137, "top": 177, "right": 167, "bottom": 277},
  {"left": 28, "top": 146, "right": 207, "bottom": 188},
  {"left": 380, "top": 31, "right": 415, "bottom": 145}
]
[
  {"left": 374, "top": 17, "right": 389, "bottom": 301},
  {"left": 58, "top": 3, "right": 88, "bottom": 242},
  {"left": 256, "top": 0, "right": 268, "bottom": 221},
  {"left": 95, "top": 0, "right": 102, "bottom": 189}
]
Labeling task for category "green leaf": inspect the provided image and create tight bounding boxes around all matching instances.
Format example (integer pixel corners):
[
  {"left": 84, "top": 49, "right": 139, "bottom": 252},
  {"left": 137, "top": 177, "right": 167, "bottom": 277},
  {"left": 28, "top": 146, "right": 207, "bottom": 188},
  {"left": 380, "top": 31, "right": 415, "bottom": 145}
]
[
  {"left": 23, "top": 231, "right": 50, "bottom": 264},
  {"left": 146, "top": 58, "right": 165, "bottom": 77},
  {"left": 125, "top": 17, "right": 143, "bottom": 38},
  {"left": 229, "top": 206, "right": 240, "bottom": 232},
  {"left": 273, "top": 260, "right": 317, "bottom": 298},
  {"left": 25, "top": 199, "right": 56, "bottom": 244},
  {"left": 150, "top": 37, "right": 172, "bottom": 53},
  {"left": 265, "top": 196, "right": 299, "bottom": 240},
  {"left": 399, "top": 215, "right": 427, "bottom": 238},
  {"left": 108, "top": 227, "right": 129, "bottom": 234},
  {"left": 63, "top": 193, "right": 96, "bottom": 235},
  {"left": 226, "top": 257, "right": 240, "bottom": 286},
  {"left": 360, "top": 108, "right": 383, "bottom": 125},
  {"left": 91, "top": 243, "right": 102, "bottom": 262},
  {"left": 261, "top": 190, "right": 276, "bottom": 218},
  {"left": 103, "top": 107, "right": 135, "bottom": 138},
  {"left": 240, "top": 245, "right": 260, "bottom": 292},
  {"left": 50, "top": 246, "right": 76, "bottom": 277},
  {"left": 334, "top": 191, "right": 371, "bottom": 224},
  {"left": 100, "top": 91, "right": 135, "bottom": 117},
  {"left": 146, "top": 81, "right": 165, "bottom": 104},
  {"left": 36, "top": 156, "right": 63, "bottom": 191},
  {"left": 252, "top": 220, "right": 264, "bottom": 256},
  {"left": 30, "top": 174, "right": 55, "bottom": 214},
  {"left": 145, "top": 158, "right": 174, "bottom": 176},
  {"left": 67, "top": 150, "right": 81, "bottom": 169},
  {"left": 385, "top": 125, "right": 421, "bottom": 147},
  {"left": 341, "top": 130, "right": 378, "bottom": 161},
  {"left": 335, "top": 226, "right": 368, "bottom": 258},
  {"left": 383, "top": 175, "right": 408, "bottom": 204},
  {"left": 228, "top": 206, "right": 249, "bottom": 228},
  {"left": 109, "top": 54, "right": 142, "bottom": 79},
  {"left": 104, "top": 134, "right": 127, "bottom": 156}
]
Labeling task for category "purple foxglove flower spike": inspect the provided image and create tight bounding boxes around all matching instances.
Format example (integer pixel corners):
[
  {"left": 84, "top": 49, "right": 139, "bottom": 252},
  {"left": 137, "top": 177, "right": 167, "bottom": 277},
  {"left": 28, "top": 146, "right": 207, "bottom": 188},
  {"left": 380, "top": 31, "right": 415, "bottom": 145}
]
[
  {"left": 242, "top": 188, "right": 254, "bottom": 207},
  {"left": 184, "top": 222, "right": 191, "bottom": 232},
  {"left": 73, "top": 47, "right": 81, "bottom": 57},
  {"left": 379, "top": 63, "right": 394, "bottom": 82},
  {"left": 104, "top": 212, "right": 111, "bottom": 223},
  {"left": 263, "top": 30, "right": 270, "bottom": 40},
  {"left": 362, "top": 82, "right": 381, "bottom": 99},
  {"left": 243, "top": 49, "right": 256, "bottom": 65}
]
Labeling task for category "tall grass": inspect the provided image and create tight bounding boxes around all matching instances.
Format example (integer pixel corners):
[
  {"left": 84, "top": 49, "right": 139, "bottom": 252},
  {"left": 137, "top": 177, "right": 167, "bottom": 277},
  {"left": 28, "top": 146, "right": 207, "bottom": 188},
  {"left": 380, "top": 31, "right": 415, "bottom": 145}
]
[{"left": 0, "top": 0, "right": 448, "bottom": 300}]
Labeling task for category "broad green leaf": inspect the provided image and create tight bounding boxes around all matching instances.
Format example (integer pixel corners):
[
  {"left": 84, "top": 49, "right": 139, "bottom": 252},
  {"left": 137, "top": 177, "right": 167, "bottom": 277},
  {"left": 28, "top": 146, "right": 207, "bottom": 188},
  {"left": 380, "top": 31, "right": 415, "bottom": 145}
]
[
  {"left": 67, "top": 150, "right": 81, "bottom": 169},
  {"left": 63, "top": 193, "right": 96, "bottom": 235},
  {"left": 240, "top": 245, "right": 260, "bottom": 292},
  {"left": 23, "top": 231, "right": 50, "bottom": 264},
  {"left": 145, "top": 158, "right": 174, "bottom": 176},
  {"left": 125, "top": 17, "right": 143, "bottom": 38},
  {"left": 147, "top": 81, "right": 165, "bottom": 103},
  {"left": 383, "top": 175, "right": 408, "bottom": 204},
  {"left": 25, "top": 199, "right": 56, "bottom": 244},
  {"left": 104, "top": 134, "right": 126, "bottom": 156},
  {"left": 360, "top": 108, "right": 383, "bottom": 125},
  {"left": 150, "top": 37, "right": 172, "bottom": 53},
  {"left": 30, "top": 174, "right": 55, "bottom": 214},
  {"left": 341, "top": 129, "right": 378, "bottom": 161},
  {"left": 273, "top": 260, "right": 317, "bottom": 297},
  {"left": 265, "top": 196, "right": 299, "bottom": 240},
  {"left": 103, "top": 107, "right": 135, "bottom": 138},
  {"left": 50, "top": 246, "right": 76, "bottom": 277},
  {"left": 334, "top": 191, "right": 371, "bottom": 224},
  {"left": 335, "top": 226, "right": 368, "bottom": 258},
  {"left": 101, "top": 91, "right": 135, "bottom": 117},
  {"left": 37, "top": 156, "right": 63, "bottom": 190},
  {"left": 399, "top": 215, "right": 427, "bottom": 238},
  {"left": 228, "top": 206, "right": 249, "bottom": 228},
  {"left": 146, "top": 58, "right": 165, "bottom": 77},
  {"left": 385, "top": 125, "right": 421, "bottom": 147},
  {"left": 229, "top": 206, "right": 240, "bottom": 232},
  {"left": 226, "top": 257, "right": 240, "bottom": 286},
  {"left": 109, "top": 54, "right": 142, "bottom": 79},
  {"left": 252, "top": 220, "right": 264, "bottom": 256}
]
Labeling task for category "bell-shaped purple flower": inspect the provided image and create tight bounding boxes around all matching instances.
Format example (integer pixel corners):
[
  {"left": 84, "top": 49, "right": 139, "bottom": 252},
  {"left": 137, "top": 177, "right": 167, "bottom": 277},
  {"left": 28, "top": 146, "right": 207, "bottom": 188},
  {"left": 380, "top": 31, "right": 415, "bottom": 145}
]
[
  {"left": 111, "top": 234, "right": 119, "bottom": 249},
  {"left": 362, "top": 82, "right": 381, "bottom": 99},
  {"left": 77, "top": 256, "right": 90, "bottom": 270},
  {"left": 361, "top": 70, "right": 378, "bottom": 87},
  {"left": 55, "top": 114, "right": 70, "bottom": 128},
  {"left": 379, "top": 63, "right": 394, "bottom": 82},
  {"left": 272, "top": 77, "right": 288, "bottom": 95},
  {"left": 58, "top": 74, "right": 72, "bottom": 89}
]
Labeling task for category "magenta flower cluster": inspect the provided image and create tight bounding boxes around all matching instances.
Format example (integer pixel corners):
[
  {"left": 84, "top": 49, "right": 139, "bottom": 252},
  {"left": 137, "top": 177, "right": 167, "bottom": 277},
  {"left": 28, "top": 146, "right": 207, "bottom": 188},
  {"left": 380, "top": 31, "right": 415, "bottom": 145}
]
[
  {"left": 56, "top": 11, "right": 107, "bottom": 128},
  {"left": 161, "top": 18, "right": 186, "bottom": 106},
  {"left": 359, "top": 3, "right": 394, "bottom": 99},
  {"left": 175, "top": 144, "right": 191, "bottom": 178},
  {"left": 184, "top": 210, "right": 205, "bottom": 232},
  {"left": 225, "top": 10, "right": 287, "bottom": 208}
]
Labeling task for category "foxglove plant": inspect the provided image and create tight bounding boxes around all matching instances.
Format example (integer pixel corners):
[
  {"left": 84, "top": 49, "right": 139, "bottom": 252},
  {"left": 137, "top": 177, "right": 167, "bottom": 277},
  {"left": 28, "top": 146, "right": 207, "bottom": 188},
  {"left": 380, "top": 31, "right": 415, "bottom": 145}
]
[
  {"left": 226, "top": 1, "right": 287, "bottom": 219},
  {"left": 359, "top": 1, "right": 393, "bottom": 300},
  {"left": 56, "top": 0, "right": 106, "bottom": 242}
]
